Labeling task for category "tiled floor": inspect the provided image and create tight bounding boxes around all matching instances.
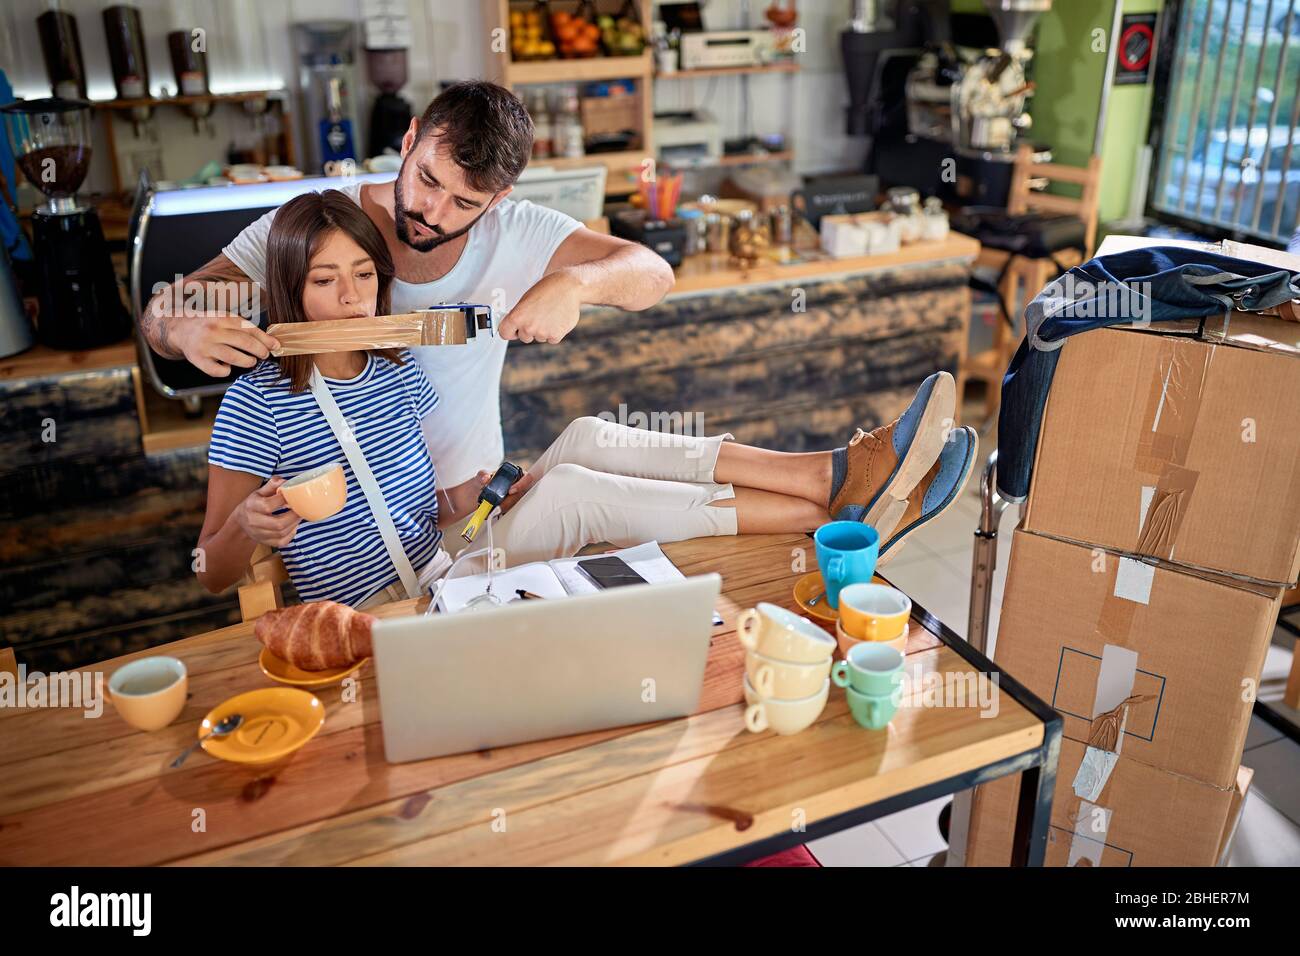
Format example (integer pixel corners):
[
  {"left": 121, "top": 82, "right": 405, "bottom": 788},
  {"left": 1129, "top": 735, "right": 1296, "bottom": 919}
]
[{"left": 806, "top": 426, "right": 1300, "bottom": 867}]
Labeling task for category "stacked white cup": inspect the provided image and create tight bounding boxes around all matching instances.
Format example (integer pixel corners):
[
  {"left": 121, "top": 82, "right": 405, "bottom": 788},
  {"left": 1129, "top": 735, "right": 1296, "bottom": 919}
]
[{"left": 738, "top": 602, "right": 837, "bottom": 736}]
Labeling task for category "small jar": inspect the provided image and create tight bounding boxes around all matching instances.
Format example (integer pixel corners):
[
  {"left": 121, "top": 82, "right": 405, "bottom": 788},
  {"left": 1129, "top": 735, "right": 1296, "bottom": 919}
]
[
  {"left": 678, "top": 208, "right": 705, "bottom": 255},
  {"left": 922, "top": 196, "right": 950, "bottom": 241},
  {"left": 769, "top": 204, "right": 793, "bottom": 245}
]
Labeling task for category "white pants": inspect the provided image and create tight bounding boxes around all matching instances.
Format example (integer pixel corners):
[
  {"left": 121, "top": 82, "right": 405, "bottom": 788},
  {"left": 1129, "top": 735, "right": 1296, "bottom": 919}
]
[
  {"left": 357, "top": 417, "right": 738, "bottom": 608},
  {"left": 487, "top": 416, "right": 739, "bottom": 566}
]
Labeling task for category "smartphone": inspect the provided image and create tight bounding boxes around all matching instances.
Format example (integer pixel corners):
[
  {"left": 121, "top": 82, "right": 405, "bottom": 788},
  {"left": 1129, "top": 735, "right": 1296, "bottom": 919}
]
[{"left": 575, "top": 556, "right": 648, "bottom": 590}]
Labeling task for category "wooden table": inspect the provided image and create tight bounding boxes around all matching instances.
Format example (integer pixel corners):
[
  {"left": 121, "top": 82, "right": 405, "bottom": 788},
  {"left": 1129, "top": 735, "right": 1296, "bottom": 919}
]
[{"left": 0, "top": 532, "right": 1060, "bottom": 866}]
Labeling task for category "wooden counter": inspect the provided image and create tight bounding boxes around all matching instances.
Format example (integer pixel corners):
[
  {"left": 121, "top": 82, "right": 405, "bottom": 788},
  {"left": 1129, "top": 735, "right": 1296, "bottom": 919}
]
[
  {"left": 0, "top": 235, "right": 978, "bottom": 388},
  {"left": 1, "top": 239, "right": 976, "bottom": 673},
  {"left": 670, "top": 233, "right": 979, "bottom": 296}
]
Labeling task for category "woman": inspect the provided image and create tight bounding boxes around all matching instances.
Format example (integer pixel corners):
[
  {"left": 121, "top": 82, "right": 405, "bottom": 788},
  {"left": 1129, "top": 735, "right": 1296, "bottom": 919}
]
[{"left": 198, "top": 190, "right": 976, "bottom": 609}]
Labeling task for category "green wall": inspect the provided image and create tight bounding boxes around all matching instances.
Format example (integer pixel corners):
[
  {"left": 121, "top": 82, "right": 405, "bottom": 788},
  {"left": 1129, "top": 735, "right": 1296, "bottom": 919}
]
[{"left": 1097, "top": 0, "right": 1164, "bottom": 223}]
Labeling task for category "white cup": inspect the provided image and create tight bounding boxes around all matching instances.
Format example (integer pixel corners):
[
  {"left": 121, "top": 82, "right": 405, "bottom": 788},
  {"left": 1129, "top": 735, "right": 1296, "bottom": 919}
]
[
  {"left": 745, "top": 650, "right": 832, "bottom": 700},
  {"left": 737, "top": 602, "right": 836, "bottom": 664},
  {"left": 107, "top": 656, "right": 188, "bottom": 732},
  {"left": 743, "top": 675, "right": 829, "bottom": 736}
]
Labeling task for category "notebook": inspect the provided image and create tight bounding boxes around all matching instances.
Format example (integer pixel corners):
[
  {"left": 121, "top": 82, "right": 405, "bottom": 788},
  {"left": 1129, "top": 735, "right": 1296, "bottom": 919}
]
[{"left": 435, "top": 540, "right": 722, "bottom": 623}]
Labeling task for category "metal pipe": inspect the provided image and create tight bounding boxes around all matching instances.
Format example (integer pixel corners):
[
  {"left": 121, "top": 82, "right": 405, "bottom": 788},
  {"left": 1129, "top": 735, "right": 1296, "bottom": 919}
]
[
  {"left": 967, "top": 450, "right": 1012, "bottom": 657},
  {"left": 1213, "top": 0, "right": 1252, "bottom": 223},
  {"left": 1249, "top": 0, "right": 1296, "bottom": 232},
  {"left": 1094, "top": 0, "right": 1123, "bottom": 157},
  {"left": 1234, "top": 0, "right": 1276, "bottom": 228},
  {"left": 1192, "top": 0, "right": 1235, "bottom": 221},
  {"left": 1178, "top": 0, "right": 1217, "bottom": 212}
]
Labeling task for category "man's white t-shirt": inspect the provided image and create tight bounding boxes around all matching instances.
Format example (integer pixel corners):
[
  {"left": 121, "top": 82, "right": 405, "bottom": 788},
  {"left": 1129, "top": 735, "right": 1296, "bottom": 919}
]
[{"left": 222, "top": 180, "right": 581, "bottom": 487}]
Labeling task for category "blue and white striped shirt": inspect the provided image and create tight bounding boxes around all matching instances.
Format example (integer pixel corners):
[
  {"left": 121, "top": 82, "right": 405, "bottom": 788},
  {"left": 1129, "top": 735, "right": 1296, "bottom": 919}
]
[{"left": 208, "top": 351, "right": 443, "bottom": 607}]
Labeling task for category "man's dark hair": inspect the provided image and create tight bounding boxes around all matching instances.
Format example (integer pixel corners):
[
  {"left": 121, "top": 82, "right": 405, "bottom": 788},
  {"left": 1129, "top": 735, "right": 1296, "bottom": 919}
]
[{"left": 415, "top": 80, "right": 534, "bottom": 194}]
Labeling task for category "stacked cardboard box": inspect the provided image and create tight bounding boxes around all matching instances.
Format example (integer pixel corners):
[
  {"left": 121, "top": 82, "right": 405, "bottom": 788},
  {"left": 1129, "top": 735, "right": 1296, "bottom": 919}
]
[{"left": 968, "top": 238, "right": 1299, "bottom": 866}]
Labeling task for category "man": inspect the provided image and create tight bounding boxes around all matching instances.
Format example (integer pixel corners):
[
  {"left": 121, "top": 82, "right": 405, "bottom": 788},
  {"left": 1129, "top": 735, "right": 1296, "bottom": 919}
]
[{"left": 140, "top": 80, "right": 674, "bottom": 493}]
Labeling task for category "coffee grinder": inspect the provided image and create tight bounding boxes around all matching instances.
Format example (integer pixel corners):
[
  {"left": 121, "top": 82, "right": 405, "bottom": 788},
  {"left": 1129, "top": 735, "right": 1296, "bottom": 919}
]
[
  {"left": 0, "top": 98, "right": 130, "bottom": 350},
  {"left": 365, "top": 48, "right": 412, "bottom": 158}
]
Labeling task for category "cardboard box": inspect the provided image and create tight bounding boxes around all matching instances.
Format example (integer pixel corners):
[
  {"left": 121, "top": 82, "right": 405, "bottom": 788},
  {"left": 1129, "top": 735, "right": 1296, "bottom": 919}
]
[
  {"left": 967, "top": 736, "right": 1237, "bottom": 866},
  {"left": 1022, "top": 327, "right": 1300, "bottom": 586},
  {"left": 1215, "top": 765, "right": 1253, "bottom": 867},
  {"left": 993, "top": 530, "right": 1281, "bottom": 789}
]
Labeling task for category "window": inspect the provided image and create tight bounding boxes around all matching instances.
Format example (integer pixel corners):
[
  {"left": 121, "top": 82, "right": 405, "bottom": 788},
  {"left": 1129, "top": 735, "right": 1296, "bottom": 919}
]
[{"left": 1152, "top": 0, "right": 1300, "bottom": 243}]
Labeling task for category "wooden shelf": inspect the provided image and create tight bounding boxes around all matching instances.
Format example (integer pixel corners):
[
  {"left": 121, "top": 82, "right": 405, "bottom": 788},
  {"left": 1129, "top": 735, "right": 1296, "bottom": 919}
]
[
  {"left": 0, "top": 339, "right": 136, "bottom": 383},
  {"left": 530, "top": 149, "right": 644, "bottom": 171},
  {"left": 526, "top": 149, "right": 647, "bottom": 196},
  {"left": 663, "top": 150, "right": 794, "bottom": 171},
  {"left": 489, "top": 0, "right": 654, "bottom": 192},
  {"left": 91, "top": 90, "right": 284, "bottom": 111},
  {"left": 658, "top": 61, "right": 801, "bottom": 79},
  {"left": 506, "top": 51, "right": 652, "bottom": 85}
]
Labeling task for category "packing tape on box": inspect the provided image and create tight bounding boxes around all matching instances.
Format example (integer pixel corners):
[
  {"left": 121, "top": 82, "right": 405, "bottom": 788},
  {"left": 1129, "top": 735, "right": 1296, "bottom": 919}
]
[
  {"left": 1131, "top": 340, "right": 1216, "bottom": 560},
  {"left": 1073, "top": 582, "right": 1157, "bottom": 801},
  {"left": 1068, "top": 645, "right": 1142, "bottom": 864},
  {"left": 1072, "top": 643, "right": 1137, "bottom": 798},
  {"left": 1065, "top": 799, "right": 1113, "bottom": 867}
]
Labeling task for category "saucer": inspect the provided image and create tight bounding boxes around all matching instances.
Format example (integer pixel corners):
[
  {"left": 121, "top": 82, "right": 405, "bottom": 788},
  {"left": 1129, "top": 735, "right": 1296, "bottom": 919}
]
[
  {"left": 198, "top": 688, "right": 325, "bottom": 765},
  {"left": 792, "top": 571, "right": 889, "bottom": 623},
  {"left": 258, "top": 647, "right": 367, "bottom": 689}
]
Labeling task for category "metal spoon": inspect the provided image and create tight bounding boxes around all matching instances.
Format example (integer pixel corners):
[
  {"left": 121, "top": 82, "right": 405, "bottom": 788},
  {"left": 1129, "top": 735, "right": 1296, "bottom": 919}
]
[{"left": 171, "top": 714, "right": 243, "bottom": 769}]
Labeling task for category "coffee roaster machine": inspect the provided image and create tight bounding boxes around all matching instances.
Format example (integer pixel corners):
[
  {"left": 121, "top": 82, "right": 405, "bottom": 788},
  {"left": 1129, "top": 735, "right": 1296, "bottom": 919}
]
[{"left": 841, "top": 0, "right": 1052, "bottom": 207}]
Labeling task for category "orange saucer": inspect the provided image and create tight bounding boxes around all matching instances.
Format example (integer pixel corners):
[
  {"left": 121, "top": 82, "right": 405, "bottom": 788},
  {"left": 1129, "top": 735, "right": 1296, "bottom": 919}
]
[{"left": 792, "top": 571, "right": 890, "bottom": 623}]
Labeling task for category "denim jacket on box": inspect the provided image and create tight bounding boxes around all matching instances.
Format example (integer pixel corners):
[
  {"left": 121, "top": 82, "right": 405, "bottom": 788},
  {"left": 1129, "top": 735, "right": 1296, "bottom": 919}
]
[{"left": 997, "top": 246, "right": 1300, "bottom": 501}]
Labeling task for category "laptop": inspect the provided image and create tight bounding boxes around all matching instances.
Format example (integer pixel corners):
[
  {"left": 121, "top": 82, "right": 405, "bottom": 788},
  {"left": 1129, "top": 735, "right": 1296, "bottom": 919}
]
[{"left": 372, "top": 574, "right": 722, "bottom": 762}]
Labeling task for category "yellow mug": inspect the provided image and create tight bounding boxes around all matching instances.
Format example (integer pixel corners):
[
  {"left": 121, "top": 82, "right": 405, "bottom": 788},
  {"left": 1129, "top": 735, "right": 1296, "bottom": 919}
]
[
  {"left": 837, "top": 583, "right": 911, "bottom": 642},
  {"left": 107, "top": 656, "right": 188, "bottom": 732},
  {"left": 836, "top": 618, "right": 907, "bottom": 660}
]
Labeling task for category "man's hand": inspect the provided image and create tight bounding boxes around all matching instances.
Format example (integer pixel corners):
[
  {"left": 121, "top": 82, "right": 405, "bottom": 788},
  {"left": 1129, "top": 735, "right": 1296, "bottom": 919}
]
[
  {"left": 476, "top": 469, "right": 537, "bottom": 514},
  {"left": 169, "top": 312, "right": 280, "bottom": 377},
  {"left": 497, "top": 271, "right": 582, "bottom": 344},
  {"left": 235, "top": 477, "right": 302, "bottom": 548}
]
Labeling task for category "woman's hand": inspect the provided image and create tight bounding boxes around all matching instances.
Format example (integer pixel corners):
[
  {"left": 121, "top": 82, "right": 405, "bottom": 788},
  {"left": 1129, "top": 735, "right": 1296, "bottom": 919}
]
[
  {"left": 235, "top": 477, "right": 302, "bottom": 547},
  {"left": 476, "top": 469, "right": 537, "bottom": 515}
]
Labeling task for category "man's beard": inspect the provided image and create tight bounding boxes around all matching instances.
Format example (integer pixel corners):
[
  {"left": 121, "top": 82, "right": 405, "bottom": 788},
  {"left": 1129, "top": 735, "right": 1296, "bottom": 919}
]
[{"left": 393, "top": 171, "right": 491, "bottom": 252}]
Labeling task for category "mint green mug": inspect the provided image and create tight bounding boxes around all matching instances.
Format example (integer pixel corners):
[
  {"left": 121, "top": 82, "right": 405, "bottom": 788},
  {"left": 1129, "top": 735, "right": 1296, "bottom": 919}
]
[
  {"left": 844, "top": 684, "right": 898, "bottom": 730},
  {"left": 832, "top": 641, "right": 904, "bottom": 697}
]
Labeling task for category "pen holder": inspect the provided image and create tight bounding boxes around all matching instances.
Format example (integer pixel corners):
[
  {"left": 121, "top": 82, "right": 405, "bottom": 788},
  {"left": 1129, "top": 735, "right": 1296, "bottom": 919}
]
[{"left": 610, "top": 210, "right": 687, "bottom": 267}]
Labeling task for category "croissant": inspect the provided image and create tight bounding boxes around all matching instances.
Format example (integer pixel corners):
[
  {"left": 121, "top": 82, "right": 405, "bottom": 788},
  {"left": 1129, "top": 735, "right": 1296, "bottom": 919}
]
[{"left": 254, "top": 601, "right": 376, "bottom": 671}]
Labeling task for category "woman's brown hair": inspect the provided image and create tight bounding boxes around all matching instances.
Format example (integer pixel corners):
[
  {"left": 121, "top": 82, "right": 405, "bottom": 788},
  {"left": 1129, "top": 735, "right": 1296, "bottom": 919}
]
[{"left": 264, "top": 189, "right": 403, "bottom": 392}]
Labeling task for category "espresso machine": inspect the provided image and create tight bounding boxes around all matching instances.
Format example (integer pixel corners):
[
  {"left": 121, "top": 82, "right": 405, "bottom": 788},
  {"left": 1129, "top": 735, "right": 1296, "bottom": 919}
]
[
  {"left": 842, "top": 0, "right": 1050, "bottom": 206},
  {"left": 0, "top": 98, "right": 129, "bottom": 350}
]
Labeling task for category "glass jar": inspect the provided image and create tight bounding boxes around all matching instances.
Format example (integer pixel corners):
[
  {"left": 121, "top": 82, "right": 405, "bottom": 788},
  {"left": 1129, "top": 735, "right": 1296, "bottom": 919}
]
[
  {"left": 529, "top": 90, "right": 553, "bottom": 159},
  {"left": 922, "top": 196, "right": 950, "bottom": 241},
  {"left": 678, "top": 208, "right": 705, "bottom": 255}
]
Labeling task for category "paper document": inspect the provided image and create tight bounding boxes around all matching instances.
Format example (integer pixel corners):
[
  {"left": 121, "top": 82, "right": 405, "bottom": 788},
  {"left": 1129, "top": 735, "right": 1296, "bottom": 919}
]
[{"left": 435, "top": 540, "right": 721, "bottom": 623}]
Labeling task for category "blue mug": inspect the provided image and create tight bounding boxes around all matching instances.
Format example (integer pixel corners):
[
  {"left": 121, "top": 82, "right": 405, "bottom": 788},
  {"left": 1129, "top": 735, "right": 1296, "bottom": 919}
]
[{"left": 814, "top": 521, "right": 879, "bottom": 610}]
